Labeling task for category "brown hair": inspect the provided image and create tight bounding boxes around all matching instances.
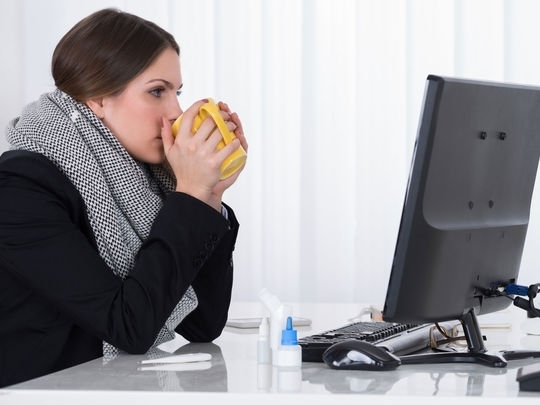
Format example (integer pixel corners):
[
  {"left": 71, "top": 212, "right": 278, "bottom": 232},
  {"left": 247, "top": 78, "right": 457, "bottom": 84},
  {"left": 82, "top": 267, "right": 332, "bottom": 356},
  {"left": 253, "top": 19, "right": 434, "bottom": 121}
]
[{"left": 52, "top": 8, "right": 180, "bottom": 102}]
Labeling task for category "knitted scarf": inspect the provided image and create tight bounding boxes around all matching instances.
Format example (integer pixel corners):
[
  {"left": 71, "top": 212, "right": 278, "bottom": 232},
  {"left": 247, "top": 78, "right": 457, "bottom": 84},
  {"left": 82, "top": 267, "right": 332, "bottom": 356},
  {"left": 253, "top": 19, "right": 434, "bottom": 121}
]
[{"left": 6, "top": 89, "right": 197, "bottom": 358}]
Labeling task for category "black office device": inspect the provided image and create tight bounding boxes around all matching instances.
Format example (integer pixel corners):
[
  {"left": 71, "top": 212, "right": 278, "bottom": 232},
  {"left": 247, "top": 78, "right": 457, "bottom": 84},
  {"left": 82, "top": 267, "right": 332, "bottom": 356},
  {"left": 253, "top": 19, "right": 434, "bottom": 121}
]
[
  {"left": 382, "top": 74, "right": 540, "bottom": 367},
  {"left": 322, "top": 339, "right": 401, "bottom": 371},
  {"left": 299, "top": 321, "right": 427, "bottom": 362}
]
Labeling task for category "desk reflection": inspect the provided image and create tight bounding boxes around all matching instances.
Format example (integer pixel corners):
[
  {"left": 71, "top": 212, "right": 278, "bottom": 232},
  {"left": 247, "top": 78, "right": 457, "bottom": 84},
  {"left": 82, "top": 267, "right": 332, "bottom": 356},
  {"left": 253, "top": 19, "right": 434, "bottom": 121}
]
[
  {"left": 299, "top": 360, "right": 540, "bottom": 396},
  {"left": 13, "top": 342, "right": 229, "bottom": 392},
  {"left": 139, "top": 342, "right": 228, "bottom": 392}
]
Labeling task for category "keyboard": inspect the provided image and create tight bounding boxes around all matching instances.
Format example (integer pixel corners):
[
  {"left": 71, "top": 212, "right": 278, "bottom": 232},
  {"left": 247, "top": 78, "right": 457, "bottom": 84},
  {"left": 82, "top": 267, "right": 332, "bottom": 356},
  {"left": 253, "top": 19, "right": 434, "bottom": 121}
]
[{"left": 299, "top": 320, "right": 435, "bottom": 362}]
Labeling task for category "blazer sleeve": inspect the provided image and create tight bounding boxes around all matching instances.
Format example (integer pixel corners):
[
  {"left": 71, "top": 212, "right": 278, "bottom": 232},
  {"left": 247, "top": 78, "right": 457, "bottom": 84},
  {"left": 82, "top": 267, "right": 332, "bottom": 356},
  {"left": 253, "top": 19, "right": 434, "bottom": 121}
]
[
  {"left": 0, "top": 151, "right": 238, "bottom": 353},
  {"left": 176, "top": 202, "right": 238, "bottom": 342}
]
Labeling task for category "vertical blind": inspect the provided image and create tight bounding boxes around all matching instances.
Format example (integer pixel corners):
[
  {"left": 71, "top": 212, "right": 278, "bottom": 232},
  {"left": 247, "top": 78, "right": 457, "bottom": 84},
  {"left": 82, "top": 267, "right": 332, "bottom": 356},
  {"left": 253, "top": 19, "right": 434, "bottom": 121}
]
[{"left": 3, "top": 0, "right": 540, "bottom": 305}]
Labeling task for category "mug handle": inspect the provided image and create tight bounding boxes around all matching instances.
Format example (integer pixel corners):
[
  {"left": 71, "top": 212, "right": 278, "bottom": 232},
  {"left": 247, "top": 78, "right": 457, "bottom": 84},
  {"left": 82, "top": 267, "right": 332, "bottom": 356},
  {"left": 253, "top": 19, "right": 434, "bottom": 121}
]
[{"left": 198, "top": 99, "right": 236, "bottom": 147}]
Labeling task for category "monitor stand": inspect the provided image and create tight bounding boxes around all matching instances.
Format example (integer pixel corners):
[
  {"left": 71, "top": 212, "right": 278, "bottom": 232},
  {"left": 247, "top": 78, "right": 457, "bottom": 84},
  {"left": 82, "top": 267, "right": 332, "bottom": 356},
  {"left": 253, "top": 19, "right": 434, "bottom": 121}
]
[{"left": 399, "top": 309, "right": 540, "bottom": 368}]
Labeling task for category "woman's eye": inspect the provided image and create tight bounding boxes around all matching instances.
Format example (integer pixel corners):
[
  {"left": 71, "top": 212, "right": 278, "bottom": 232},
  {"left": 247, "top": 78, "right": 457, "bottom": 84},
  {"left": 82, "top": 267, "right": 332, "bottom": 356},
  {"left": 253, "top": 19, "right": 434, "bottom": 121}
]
[
  {"left": 150, "top": 87, "right": 165, "bottom": 97},
  {"left": 176, "top": 89, "right": 183, "bottom": 97}
]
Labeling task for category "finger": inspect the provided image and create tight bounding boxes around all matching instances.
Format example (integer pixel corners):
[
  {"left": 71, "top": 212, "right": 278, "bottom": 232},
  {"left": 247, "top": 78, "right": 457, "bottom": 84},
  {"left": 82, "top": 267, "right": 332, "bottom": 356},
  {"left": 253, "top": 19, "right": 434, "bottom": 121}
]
[
  {"left": 161, "top": 117, "right": 174, "bottom": 151},
  {"left": 218, "top": 101, "right": 231, "bottom": 113},
  {"left": 193, "top": 117, "right": 218, "bottom": 144},
  {"left": 229, "top": 112, "right": 248, "bottom": 151},
  {"left": 225, "top": 119, "right": 238, "bottom": 133},
  {"left": 200, "top": 127, "right": 225, "bottom": 152},
  {"left": 229, "top": 112, "right": 243, "bottom": 135},
  {"left": 218, "top": 137, "right": 242, "bottom": 159},
  {"left": 176, "top": 99, "right": 208, "bottom": 139},
  {"left": 217, "top": 101, "right": 234, "bottom": 123}
]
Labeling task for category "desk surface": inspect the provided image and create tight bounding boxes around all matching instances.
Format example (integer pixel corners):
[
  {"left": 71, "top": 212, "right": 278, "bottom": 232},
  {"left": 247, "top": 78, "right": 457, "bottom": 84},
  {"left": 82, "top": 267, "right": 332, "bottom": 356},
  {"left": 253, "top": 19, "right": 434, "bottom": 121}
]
[{"left": 2, "top": 302, "right": 540, "bottom": 404}]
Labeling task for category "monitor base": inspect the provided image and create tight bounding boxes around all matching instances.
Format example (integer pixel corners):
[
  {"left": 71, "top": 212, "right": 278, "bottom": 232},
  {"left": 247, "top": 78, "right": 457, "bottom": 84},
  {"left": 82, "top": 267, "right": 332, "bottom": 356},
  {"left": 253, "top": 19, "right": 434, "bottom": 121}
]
[
  {"left": 400, "top": 349, "right": 540, "bottom": 368},
  {"left": 399, "top": 309, "right": 540, "bottom": 368}
]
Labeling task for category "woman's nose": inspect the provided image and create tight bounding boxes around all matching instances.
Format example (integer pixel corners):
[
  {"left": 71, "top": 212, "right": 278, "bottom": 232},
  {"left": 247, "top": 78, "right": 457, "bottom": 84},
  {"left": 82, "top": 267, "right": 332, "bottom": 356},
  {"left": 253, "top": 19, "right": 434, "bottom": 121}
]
[{"left": 168, "top": 97, "right": 183, "bottom": 124}]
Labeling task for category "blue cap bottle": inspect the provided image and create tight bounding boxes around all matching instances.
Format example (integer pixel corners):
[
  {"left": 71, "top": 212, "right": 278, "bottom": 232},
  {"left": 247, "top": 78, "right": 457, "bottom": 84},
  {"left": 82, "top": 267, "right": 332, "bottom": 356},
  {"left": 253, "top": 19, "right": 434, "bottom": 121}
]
[{"left": 277, "top": 316, "right": 302, "bottom": 368}]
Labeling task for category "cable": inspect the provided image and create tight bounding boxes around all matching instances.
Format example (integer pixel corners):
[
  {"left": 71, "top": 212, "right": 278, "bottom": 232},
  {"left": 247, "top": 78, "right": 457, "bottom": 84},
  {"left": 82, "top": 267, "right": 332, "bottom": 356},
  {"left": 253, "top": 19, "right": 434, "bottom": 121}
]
[
  {"left": 509, "top": 283, "right": 540, "bottom": 318},
  {"left": 505, "top": 283, "right": 529, "bottom": 296},
  {"left": 430, "top": 323, "right": 468, "bottom": 349}
]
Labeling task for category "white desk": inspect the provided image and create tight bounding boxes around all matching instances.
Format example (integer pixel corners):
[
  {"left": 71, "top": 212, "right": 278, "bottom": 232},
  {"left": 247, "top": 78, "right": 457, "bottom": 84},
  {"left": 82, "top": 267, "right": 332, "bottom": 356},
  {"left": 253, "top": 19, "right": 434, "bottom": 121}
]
[{"left": 2, "top": 302, "right": 540, "bottom": 404}]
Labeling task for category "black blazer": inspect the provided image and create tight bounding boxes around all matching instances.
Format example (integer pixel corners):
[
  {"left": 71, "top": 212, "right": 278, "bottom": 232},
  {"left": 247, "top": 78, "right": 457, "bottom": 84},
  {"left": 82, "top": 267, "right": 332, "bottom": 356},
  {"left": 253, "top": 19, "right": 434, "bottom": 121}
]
[{"left": 0, "top": 150, "right": 238, "bottom": 387}]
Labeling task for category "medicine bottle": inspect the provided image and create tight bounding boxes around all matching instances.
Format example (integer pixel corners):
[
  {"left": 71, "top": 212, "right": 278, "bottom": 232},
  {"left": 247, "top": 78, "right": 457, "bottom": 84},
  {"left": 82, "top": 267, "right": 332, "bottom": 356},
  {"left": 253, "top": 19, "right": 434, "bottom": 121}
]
[
  {"left": 276, "top": 316, "right": 302, "bottom": 392},
  {"left": 276, "top": 316, "right": 302, "bottom": 368}
]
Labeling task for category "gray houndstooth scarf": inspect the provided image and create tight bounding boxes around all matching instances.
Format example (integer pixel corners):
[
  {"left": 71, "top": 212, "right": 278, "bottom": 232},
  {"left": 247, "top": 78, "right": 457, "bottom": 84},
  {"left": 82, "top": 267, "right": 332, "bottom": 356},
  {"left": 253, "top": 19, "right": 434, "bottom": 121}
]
[{"left": 6, "top": 89, "right": 197, "bottom": 358}]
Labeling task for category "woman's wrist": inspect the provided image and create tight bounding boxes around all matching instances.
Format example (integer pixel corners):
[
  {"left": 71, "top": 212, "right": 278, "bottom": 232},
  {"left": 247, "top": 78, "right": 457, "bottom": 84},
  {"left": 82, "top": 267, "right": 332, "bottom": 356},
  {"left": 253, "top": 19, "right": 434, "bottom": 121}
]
[{"left": 174, "top": 187, "right": 222, "bottom": 212}]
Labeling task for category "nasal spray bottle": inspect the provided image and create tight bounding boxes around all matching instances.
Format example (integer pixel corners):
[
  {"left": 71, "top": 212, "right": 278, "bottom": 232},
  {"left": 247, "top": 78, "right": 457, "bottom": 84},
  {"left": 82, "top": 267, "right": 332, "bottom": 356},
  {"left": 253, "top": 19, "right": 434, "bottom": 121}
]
[
  {"left": 257, "top": 317, "right": 272, "bottom": 391},
  {"left": 277, "top": 316, "right": 302, "bottom": 367},
  {"left": 258, "top": 288, "right": 293, "bottom": 365},
  {"left": 276, "top": 316, "right": 302, "bottom": 392}
]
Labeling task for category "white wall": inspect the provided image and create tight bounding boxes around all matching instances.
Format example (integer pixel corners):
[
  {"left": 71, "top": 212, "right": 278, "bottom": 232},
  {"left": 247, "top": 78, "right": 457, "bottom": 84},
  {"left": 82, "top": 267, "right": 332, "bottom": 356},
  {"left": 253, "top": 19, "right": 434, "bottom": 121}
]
[
  {"left": 1, "top": 1, "right": 22, "bottom": 151},
  {"left": 2, "top": 0, "right": 540, "bottom": 308}
]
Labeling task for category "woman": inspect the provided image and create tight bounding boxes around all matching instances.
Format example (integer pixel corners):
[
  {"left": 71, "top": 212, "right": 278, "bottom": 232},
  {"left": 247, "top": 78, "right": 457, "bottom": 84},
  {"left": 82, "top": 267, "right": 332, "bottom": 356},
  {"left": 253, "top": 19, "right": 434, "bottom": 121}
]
[{"left": 0, "top": 8, "right": 246, "bottom": 387}]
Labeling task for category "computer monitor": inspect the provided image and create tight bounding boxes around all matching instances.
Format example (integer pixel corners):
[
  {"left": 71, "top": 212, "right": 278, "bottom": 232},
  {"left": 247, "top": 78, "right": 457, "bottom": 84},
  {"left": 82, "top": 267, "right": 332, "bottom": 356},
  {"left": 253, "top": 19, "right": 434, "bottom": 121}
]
[{"left": 382, "top": 74, "right": 540, "bottom": 367}]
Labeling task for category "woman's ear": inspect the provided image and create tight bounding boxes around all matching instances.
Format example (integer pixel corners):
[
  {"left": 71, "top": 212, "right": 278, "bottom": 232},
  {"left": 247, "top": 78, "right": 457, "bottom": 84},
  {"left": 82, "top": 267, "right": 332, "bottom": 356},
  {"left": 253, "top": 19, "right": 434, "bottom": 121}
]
[{"left": 86, "top": 98, "right": 105, "bottom": 119}]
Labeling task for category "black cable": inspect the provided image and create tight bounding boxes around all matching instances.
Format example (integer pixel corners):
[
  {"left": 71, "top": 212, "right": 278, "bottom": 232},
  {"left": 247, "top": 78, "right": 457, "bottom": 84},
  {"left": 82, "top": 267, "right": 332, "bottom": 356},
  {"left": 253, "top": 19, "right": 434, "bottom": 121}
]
[{"left": 512, "top": 284, "right": 540, "bottom": 318}]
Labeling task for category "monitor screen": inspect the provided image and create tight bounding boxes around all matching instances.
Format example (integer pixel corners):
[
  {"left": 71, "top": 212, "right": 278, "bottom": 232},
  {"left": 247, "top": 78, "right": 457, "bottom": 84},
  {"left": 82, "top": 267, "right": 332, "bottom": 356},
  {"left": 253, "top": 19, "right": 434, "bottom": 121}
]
[{"left": 382, "top": 75, "right": 540, "bottom": 366}]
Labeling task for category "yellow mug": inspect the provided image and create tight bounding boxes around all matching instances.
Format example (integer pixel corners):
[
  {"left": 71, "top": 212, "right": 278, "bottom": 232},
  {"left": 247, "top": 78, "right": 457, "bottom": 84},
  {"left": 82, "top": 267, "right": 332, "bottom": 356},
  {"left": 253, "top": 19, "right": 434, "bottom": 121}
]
[{"left": 171, "top": 98, "right": 247, "bottom": 179}]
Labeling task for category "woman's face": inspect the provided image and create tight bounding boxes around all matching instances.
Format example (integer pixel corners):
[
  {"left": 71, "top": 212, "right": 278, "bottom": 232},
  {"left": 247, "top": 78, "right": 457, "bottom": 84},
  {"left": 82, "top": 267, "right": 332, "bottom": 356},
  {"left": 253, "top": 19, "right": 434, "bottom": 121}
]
[{"left": 88, "top": 47, "right": 183, "bottom": 164}]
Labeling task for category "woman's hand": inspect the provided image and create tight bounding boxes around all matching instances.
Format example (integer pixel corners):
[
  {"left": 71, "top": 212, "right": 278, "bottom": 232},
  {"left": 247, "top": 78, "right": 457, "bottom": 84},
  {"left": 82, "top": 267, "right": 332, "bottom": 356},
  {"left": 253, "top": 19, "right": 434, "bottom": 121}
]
[
  {"left": 161, "top": 99, "right": 247, "bottom": 211},
  {"left": 212, "top": 101, "right": 248, "bottom": 195}
]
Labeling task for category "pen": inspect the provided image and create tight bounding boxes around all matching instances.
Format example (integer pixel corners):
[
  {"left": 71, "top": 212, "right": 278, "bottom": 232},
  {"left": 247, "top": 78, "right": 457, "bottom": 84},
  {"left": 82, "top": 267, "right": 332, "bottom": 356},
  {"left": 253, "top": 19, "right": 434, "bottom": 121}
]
[{"left": 139, "top": 352, "right": 212, "bottom": 365}]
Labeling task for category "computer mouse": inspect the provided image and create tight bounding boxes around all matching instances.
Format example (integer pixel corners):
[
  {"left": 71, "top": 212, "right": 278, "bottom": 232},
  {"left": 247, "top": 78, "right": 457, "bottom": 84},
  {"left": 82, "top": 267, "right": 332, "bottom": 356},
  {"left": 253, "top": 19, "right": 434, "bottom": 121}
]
[{"left": 322, "top": 339, "right": 401, "bottom": 371}]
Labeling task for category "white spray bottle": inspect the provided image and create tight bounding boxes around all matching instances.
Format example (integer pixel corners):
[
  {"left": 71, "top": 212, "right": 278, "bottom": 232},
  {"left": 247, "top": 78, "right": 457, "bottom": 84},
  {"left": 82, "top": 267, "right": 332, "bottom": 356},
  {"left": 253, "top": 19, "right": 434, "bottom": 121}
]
[{"left": 258, "top": 288, "right": 292, "bottom": 365}]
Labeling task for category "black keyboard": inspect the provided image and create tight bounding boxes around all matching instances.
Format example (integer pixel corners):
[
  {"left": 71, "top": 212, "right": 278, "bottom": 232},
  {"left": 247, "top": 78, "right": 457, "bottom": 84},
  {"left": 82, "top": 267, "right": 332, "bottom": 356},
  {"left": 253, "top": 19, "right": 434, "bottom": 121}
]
[{"left": 299, "top": 320, "right": 431, "bottom": 362}]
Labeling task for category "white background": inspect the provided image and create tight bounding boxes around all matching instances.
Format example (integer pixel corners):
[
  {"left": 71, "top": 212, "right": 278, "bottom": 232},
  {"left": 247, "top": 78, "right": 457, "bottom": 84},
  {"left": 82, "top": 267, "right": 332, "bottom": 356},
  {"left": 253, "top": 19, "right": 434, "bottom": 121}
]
[{"left": 2, "top": 0, "right": 540, "bottom": 308}]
